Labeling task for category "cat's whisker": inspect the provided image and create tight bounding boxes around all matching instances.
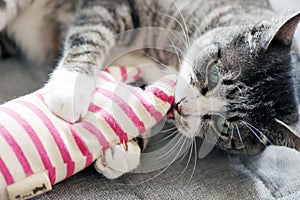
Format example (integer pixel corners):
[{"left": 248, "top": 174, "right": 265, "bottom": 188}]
[
  {"left": 187, "top": 138, "right": 197, "bottom": 185},
  {"left": 159, "top": 12, "right": 190, "bottom": 51},
  {"left": 243, "top": 121, "right": 272, "bottom": 145},
  {"left": 160, "top": 126, "right": 178, "bottom": 133},
  {"left": 275, "top": 118, "right": 299, "bottom": 136},
  {"left": 147, "top": 133, "right": 184, "bottom": 162},
  {"left": 178, "top": 138, "right": 194, "bottom": 163},
  {"left": 241, "top": 121, "right": 264, "bottom": 145},
  {"left": 133, "top": 136, "right": 189, "bottom": 184},
  {"left": 229, "top": 126, "right": 234, "bottom": 144},
  {"left": 165, "top": 28, "right": 189, "bottom": 54},
  {"left": 169, "top": 137, "right": 194, "bottom": 183},
  {"left": 166, "top": 35, "right": 184, "bottom": 66},
  {"left": 170, "top": 0, "right": 191, "bottom": 48},
  {"left": 235, "top": 124, "right": 245, "bottom": 148},
  {"left": 241, "top": 121, "right": 270, "bottom": 146},
  {"left": 165, "top": 38, "right": 186, "bottom": 58},
  {"left": 166, "top": 43, "right": 185, "bottom": 58},
  {"left": 150, "top": 130, "right": 179, "bottom": 146},
  {"left": 143, "top": 52, "right": 169, "bottom": 69},
  {"left": 235, "top": 124, "right": 248, "bottom": 156},
  {"left": 234, "top": 84, "right": 250, "bottom": 119},
  {"left": 236, "top": 85, "right": 244, "bottom": 97},
  {"left": 181, "top": 138, "right": 194, "bottom": 185},
  {"left": 232, "top": 66, "right": 242, "bottom": 80}
]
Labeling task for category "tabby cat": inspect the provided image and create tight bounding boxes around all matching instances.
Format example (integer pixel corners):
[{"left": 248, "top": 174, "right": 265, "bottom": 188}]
[{"left": 0, "top": 0, "right": 300, "bottom": 155}]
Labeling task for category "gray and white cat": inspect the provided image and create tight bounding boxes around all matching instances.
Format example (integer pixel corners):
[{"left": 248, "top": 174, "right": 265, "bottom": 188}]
[{"left": 0, "top": 0, "right": 300, "bottom": 157}]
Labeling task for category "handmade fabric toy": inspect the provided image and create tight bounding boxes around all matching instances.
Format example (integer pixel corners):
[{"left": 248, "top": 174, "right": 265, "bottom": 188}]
[{"left": 0, "top": 66, "right": 176, "bottom": 200}]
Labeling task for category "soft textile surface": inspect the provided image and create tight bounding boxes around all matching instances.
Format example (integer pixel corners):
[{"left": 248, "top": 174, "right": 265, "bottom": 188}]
[{"left": 1, "top": 1, "right": 300, "bottom": 199}]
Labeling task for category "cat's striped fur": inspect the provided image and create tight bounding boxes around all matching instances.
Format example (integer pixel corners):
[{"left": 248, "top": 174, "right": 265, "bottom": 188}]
[
  {"left": 0, "top": 0, "right": 273, "bottom": 65},
  {"left": 1, "top": 0, "right": 300, "bottom": 155}
]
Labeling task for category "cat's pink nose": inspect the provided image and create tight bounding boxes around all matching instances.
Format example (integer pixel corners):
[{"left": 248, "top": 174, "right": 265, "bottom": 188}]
[{"left": 175, "top": 102, "right": 182, "bottom": 115}]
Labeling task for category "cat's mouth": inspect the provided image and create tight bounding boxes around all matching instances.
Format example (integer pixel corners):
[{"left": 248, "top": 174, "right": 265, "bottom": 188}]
[{"left": 166, "top": 104, "right": 176, "bottom": 120}]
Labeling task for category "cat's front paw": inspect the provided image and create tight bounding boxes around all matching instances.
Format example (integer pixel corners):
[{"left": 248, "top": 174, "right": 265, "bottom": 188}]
[
  {"left": 44, "top": 69, "right": 95, "bottom": 123},
  {"left": 94, "top": 141, "right": 141, "bottom": 179}
]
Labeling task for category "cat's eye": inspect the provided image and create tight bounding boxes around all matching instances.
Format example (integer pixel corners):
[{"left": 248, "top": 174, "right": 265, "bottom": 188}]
[
  {"left": 214, "top": 117, "right": 229, "bottom": 135},
  {"left": 207, "top": 62, "right": 219, "bottom": 90}
]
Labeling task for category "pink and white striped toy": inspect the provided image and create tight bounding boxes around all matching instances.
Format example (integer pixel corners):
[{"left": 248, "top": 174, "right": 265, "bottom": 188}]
[{"left": 0, "top": 66, "right": 176, "bottom": 200}]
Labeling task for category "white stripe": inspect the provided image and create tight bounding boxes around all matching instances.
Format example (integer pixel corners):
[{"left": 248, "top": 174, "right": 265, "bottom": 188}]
[
  {"left": 73, "top": 159, "right": 86, "bottom": 175},
  {"left": 0, "top": 111, "right": 44, "bottom": 172},
  {"left": 0, "top": 172, "right": 8, "bottom": 200},
  {"left": 0, "top": 135, "right": 25, "bottom": 183},
  {"left": 107, "top": 67, "right": 123, "bottom": 81},
  {"left": 94, "top": 80, "right": 155, "bottom": 131},
  {"left": 32, "top": 95, "right": 88, "bottom": 170},
  {"left": 8, "top": 102, "right": 66, "bottom": 181},
  {"left": 83, "top": 113, "right": 118, "bottom": 146},
  {"left": 96, "top": 92, "right": 140, "bottom": 138},
  {"left": 72, "top": 122, "right": 104, "bottom": 159}
]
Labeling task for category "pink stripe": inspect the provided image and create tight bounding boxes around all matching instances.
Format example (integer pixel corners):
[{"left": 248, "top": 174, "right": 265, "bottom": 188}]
[
  {"left": 88, "top": 104, "right": 101, "bottom": 113},
  {"left": 133, "top": 67, "right": 142, "bottom": 81},
  {"left": 68, "top": 125, "right": 93, "bottom": 167},
  {"left": 34, "top": 92, "right": 44, "bottom": 101},
  {"left": 99, "top": 73, "right": 163, "bottom": 122},
  {"left": 146, "top": 87, "right": 175, "bottom": 105},
  {"left": 120, "top": 66, "right": 127, "bottom": 82},
  {"left": 160, "top": 77, "right": 177, "bottom": 87},
  {"left": 0, "top": 157, "right": 14, "bottom": 185},
  {"left": 98, "top": 72, "right": 116, "bottom": 83},
  {"left": 0, "top": 124, "right": 33, "bottom": 177},
  {"left": 16, "top": 101, "right": 75, "bottom": 180},
  {"left": 80, "top": 121, "right": 110, "bottom": 151},
  {"left": 88, "top": 103, "right": 128, "bottom": 143},
  {"left": 0, "top": 107, "right": 56, "bottom": 184},
  {"left": 95, "top": 88, "right": 146, "bottom": 134},
  {"left": 132, "top": 90, "right": 163, "bottom": 122}
]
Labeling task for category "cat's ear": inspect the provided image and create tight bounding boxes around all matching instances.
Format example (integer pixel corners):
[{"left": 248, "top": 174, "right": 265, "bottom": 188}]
[{"left": 262, "top": 11, "right": 300, "bottom": 50}]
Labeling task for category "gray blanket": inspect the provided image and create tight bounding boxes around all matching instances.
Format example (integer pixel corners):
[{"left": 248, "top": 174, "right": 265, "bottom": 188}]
[{"left": 1, "top": 1, "right": 300, "bottom": 199}]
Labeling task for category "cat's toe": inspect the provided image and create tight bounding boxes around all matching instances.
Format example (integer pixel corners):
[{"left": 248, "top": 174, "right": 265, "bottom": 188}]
[
  {"left": 94, "top": 141, "right": 141, "bottom": 179},
  {"left": 44, "top": 69, "right": 95, "bottom": 123},
  {"left": 94, "top": 158, "right": 125, "bottom": 179}
]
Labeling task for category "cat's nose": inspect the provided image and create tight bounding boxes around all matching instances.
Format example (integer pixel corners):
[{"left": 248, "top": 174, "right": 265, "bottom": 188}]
[{"left": 175, "top": 102, "right": 182, "bottom": 115}]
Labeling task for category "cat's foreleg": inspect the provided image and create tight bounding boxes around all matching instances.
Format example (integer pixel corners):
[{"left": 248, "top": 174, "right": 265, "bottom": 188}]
[{"left": 44, "top": 4, "right": 119, "bottom": 123}]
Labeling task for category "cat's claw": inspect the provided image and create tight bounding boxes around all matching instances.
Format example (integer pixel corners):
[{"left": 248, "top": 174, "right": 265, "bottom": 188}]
[
  {"left": 44, "top": 69, "right": 95, "bottom": 123},
  {"left": 94, "top": 141, "right": 141, "bottom": 179}
]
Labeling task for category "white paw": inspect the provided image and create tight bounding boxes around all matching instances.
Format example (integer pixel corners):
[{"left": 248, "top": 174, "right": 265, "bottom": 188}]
[
  {"left": 94, "top": 141, "right": 141, "bottom": 179},
  {"left": 44, "top": 69, "right": 95, "bottom": 123}
]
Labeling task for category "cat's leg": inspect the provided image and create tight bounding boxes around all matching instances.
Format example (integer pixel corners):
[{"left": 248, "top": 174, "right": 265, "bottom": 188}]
[
  {"left": 94, "top": 140, "right": 141, "bottom": 179},
  {"left": 44, "top": 1, "right": 133, "bottom": 122}
]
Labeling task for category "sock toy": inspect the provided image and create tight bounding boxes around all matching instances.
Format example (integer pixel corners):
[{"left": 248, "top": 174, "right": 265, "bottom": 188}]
[{"left": 0, "top": 66, "right": 176, "bottom": 200}]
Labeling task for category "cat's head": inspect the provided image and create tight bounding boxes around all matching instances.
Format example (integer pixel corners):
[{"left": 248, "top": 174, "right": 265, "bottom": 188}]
[{"left": 175, "top": 12, "right": 300, "bottom": 155}]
